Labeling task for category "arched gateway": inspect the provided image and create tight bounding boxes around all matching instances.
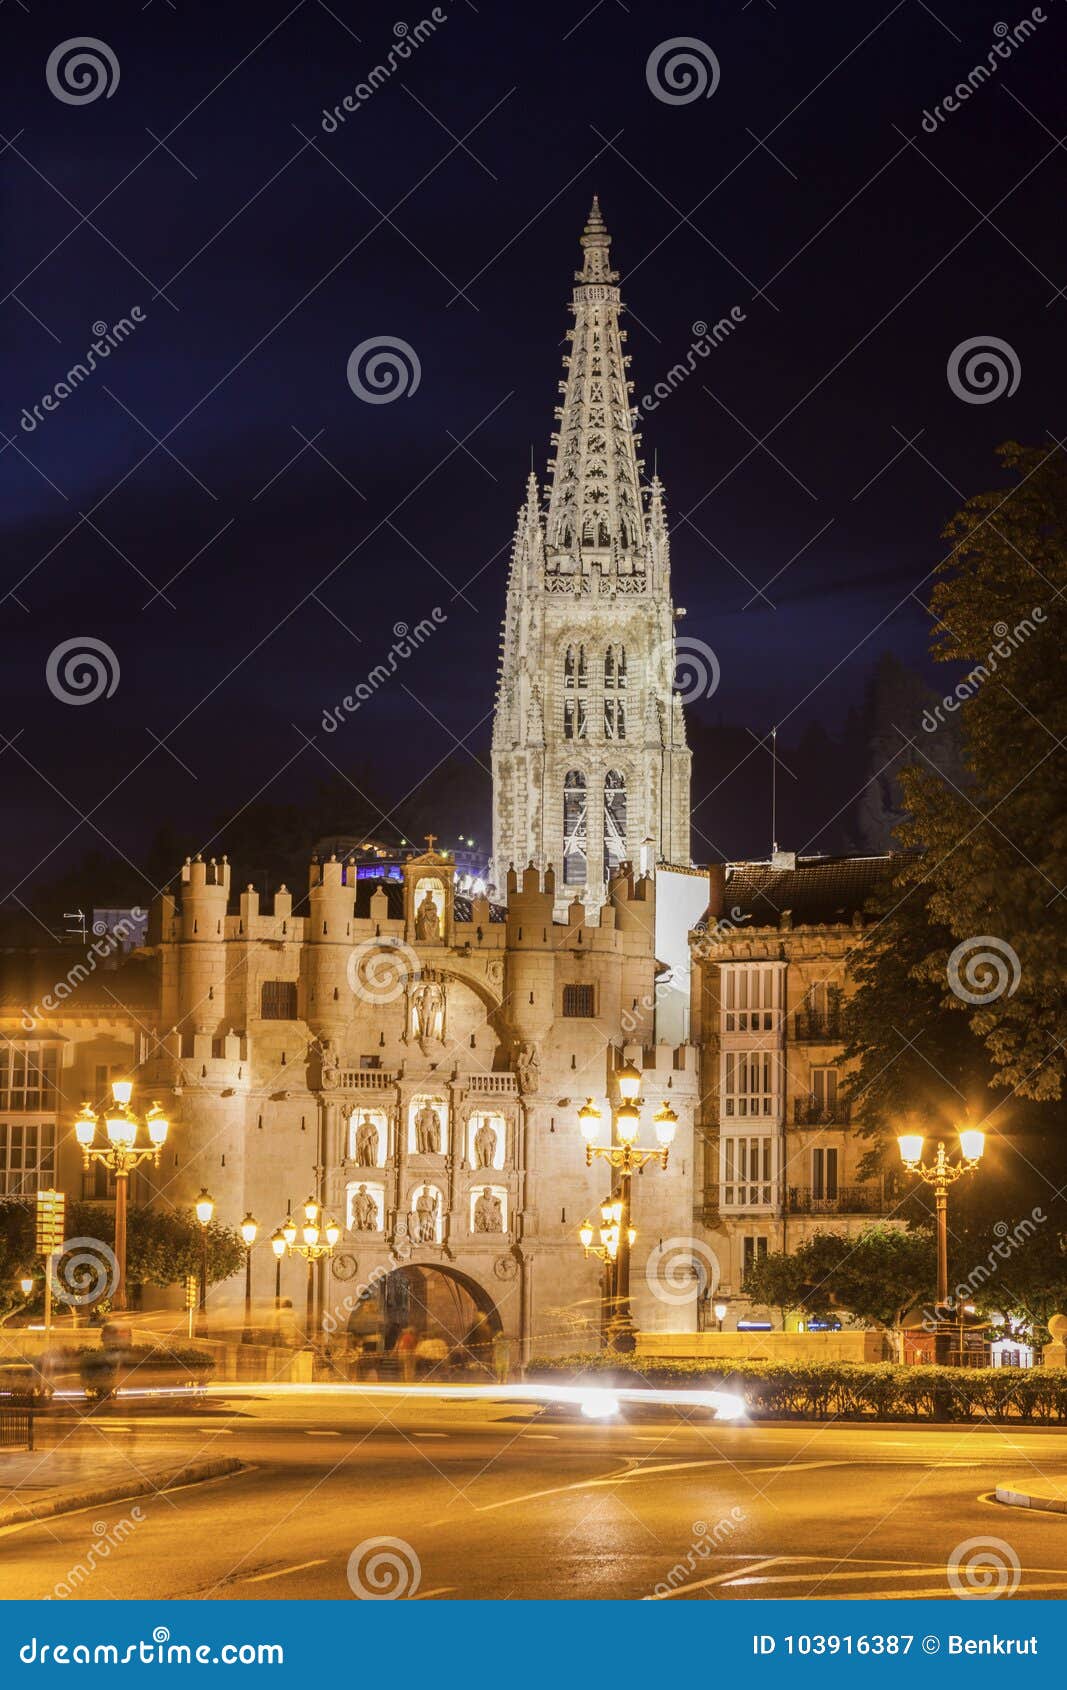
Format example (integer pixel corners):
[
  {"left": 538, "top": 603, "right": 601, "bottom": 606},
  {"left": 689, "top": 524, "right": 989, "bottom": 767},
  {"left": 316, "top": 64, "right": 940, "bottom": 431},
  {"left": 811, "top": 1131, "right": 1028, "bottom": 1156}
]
[{"left": 347, "top": 1264, "right": 502, "bottom": 1362}]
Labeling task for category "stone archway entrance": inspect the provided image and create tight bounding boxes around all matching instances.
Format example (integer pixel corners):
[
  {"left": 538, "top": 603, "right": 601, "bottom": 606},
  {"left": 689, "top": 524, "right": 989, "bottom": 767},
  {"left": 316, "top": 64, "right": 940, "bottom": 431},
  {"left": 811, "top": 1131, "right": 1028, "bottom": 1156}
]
[{"left": 347, "top": 1264, "right": 501, "bottom": 1375}]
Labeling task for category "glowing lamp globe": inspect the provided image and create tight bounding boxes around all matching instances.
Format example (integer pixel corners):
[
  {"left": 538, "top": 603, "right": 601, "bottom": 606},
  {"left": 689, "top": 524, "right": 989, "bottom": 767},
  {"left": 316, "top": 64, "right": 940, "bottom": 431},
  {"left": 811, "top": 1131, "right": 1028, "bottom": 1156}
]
[
  {"left": 959, "top": 1126, "right": 985, "bottom": 1163},
  {"left": 325, "top": 1218, "right": 341, "bottom": 1248},
  {"left": 19, "top": 1276, "right": 33, "bottom": 1297},
  {"left": 615, "top": 1103, "right": 640, "bottom": 1145},
  {"left": 578, "top": 1099, "right": 602, "bottom": 1143},
  {"left": 302, "top": 1222, "right": 320, "bottom": 1249},
  {"left": 281, "top": 1219, "right": 297, "bottom": 1249},
  {"left": 146, "top": 1105, "right": 169, "bottom": 1146},
  {"left": 714, "top": 1303, "right": 727, "bottom": 1322},
  {"left": 579, "top": 1219, "right": 594, "bottom": 1249},
  {"left": 105, "top": 1113, "right": 136, "bottom": 1150},
  {"left": 270, "top": 1228, "right": 287, "bottom": 1259},
  {"left": 303, "top": 1196, "right": 319, "bottom": 1225},
  {"left": 653, "top": 1101, "right": 678, "bottom": 1147},
  {"left": 897, "top": 1132, "right": 924, "bottom": 1165},
  {"left": 599, "top": 1198, "right": 615, "bottom": 1226},
  {"left": 74, "top": 1109, "right": 97, "bottom": 1149},
  {"left": 627, "top": 1226, "right": 636, "bottom": 1247},
  {"left": 240, "top": 1213, "right": 258, "bottom": 1248},
  {"left": 616, "top": 1060, "right": 641, "bottom": 1102},
  {"left": 111, "top": 1079, "right": 134, "bottom": 1107},
  {"left": 195, "top": 1189, "right": 215, "bottom": 1227}
]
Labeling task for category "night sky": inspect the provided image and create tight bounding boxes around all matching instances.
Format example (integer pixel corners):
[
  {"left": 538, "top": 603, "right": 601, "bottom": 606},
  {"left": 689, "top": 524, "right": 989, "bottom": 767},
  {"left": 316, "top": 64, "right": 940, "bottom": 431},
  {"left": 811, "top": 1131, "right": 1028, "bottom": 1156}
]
[{"left": 3, "top": 0, "right": 1064, "bottom": 909}]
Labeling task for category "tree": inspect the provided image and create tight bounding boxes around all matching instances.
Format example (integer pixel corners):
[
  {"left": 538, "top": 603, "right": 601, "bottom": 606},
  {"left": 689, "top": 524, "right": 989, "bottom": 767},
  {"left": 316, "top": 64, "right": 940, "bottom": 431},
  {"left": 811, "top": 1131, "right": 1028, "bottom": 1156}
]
[
  {"left": 70, "top": 1204, "right": 244, "bottom": 1291},
  {"left": 743, "top": 1227, "right": 935, "bottom": 1332}
]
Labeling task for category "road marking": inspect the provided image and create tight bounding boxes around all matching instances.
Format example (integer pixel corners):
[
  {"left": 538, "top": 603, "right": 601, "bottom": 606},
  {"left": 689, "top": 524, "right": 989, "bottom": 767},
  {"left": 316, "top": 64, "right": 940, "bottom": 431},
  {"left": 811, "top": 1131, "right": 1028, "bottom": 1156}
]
[
  {"left": 303, "top": 1430, "right": 341, "bottom": 1437},
  {"left": 237, "top": 1558, "right": 327, "bottom": 1585},
  {"left": 647, "top": 1557, "right": 785, "bottom": 1599},
  {"left": 198, "top": 1427, "right": 233, "bottom": 1434},
  {"left": 411, "top": 1586, "right": 456, "bottom": 1599},
  {"left": 522, "top": 1433, "right": 558, "bottom": 1440},
  {"left": 413, "top": 1432, "right": 447, "bottom": 1439}
]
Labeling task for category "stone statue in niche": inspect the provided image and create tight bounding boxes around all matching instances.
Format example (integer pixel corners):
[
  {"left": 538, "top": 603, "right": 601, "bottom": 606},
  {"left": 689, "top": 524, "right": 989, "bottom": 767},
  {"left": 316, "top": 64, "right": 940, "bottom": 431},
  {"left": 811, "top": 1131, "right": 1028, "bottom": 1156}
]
[
  {"left": 414, "top": 1103, "right": 442, "bottom": 1155},
  {"left": 515, "top": 1042, "right": 541, "bottom": 1095},
  {"left": 411, "top": 978, "right": 444, "bottom": 1042},
  {"left": 415, "top": 1189, "right": 438, "bottom": 1244},
  {"left": 351, "top": 1184, "right": 379, "bottom": 1232},
  {"left": 473, "top": 1118, "right": 498, "bottom": 1169},
  {"left": 415, "top": 891, "right": 441, "bottom": 942},
  {"left": 473, "top": 1187, "right": 503, "bottom": 1234},
  {"left": 317, "top": 1037, "right": 341, "bottom": 1090},
  {"left": 354, "top": 1114, "right": 380, "bottom": 1166}
]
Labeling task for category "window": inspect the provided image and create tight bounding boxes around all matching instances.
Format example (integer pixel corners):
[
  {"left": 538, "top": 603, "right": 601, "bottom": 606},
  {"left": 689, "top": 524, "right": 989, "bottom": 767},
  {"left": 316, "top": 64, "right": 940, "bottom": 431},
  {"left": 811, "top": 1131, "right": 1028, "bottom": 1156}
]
[
  {"left": 603, "top": 770, "right": 627, "bottom": 876},
  {"left": 722, "top": 967, "right": 776, "bottom": 1032},
  {"left": 562, "top": 984, "right": 595, "bottom": 1018},
  {"left": 722, "top": 1051, "right": 777, "bottom": 1118},
  {"left": 563, "top": 771, "right": 587, "bottom": 887},
  {"left": 812, "top": 1147, "right": 839, "bottom": 1200},
  {"left": 721, "top": 1134, "right": 775, "bottom": 1206},
  {"left": 0, "top": 1044, "right": 58, "bottom": 1112},
  {"left": 261, "top": 980, "right": 297, "bottom": 1019},
  {"left": 0, "top": 1122, "right": 56, "bottom": 1195},
  {"left": 811, "top": 1068, "right": 838, "bottom": 1110},
  {"left": 743, "top": 1235, "right": 769, "bottom": 1274}
]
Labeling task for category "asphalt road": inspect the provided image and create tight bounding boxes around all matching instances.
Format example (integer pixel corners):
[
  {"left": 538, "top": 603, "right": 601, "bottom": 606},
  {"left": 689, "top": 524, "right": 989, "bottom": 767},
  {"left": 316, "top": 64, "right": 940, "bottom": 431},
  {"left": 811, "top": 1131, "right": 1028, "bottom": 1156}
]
[{"left": 4, "top": 1390, "right": 1067, "bottom": 1601}]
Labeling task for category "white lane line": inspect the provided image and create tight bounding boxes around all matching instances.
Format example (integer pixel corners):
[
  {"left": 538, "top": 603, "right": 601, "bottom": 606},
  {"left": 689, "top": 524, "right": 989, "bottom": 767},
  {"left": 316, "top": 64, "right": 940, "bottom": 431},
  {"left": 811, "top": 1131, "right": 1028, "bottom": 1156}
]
[
  {"left": 198, "top": 1427, "right": 233, "bottom": 1434},
  {"left": 238, "top": 1558, "right": 327, "bottom": 1584},
  {"left": 522, "top": 1433, "right": 558, "bottom": 1440},
  {"left": 412, "top": 1586, "right": 456, "bottom": 1599},
  {"left": 303, "top": 1430, "right": 341, "bottom": 1437},
  {"left": 413, "top": 1432, "right": 447, "bottom": 1439},
  {"left": 646, "top": 1556, "right": 785, "bottom": 1600}
]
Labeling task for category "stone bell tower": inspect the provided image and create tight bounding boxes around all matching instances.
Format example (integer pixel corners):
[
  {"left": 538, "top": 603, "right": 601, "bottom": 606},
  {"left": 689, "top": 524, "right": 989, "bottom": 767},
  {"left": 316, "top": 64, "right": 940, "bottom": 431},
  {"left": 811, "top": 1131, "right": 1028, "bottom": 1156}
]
[{"left": 490, "top": 197, "right": 691, "bottom": 914}]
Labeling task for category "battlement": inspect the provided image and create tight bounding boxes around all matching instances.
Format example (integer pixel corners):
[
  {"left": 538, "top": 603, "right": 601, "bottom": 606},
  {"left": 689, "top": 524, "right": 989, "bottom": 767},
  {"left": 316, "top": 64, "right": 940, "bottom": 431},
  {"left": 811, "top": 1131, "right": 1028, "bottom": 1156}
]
[{"left": 181, "top": 854, "right": 230, "bottom": 892}]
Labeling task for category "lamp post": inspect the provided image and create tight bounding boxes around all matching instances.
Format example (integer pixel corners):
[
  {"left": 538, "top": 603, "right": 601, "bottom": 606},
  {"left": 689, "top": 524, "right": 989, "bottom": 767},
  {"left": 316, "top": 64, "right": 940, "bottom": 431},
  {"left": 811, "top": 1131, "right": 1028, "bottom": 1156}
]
[
  {"left": 194, "top": 1189, "right": 214, "bottom": 1337},
  {"left": 276, "top": 1197, "right": 340, "bottom": 1347},
  {"left": 18, "top": 1275, "right": 33, "bottom": 1299},
  {"left": 74, "top": 1081, "right": 169, "bottom": 1316},
  {"left": 577, "top": 1059, "right": 678, "bottom": 1352},
  {"left": 578, "top": 1199, "right": 636, "bottom": 1341},
  {"left": 240, "top": 1213, "right": 258, "bottom": 1345},
  {"left": 714, "top": 1301, "right": 727, "bottom": 1334},
  {"left": 270, "top": 1227, "right": 286, "bottom": 1344},
  {"left": 897, "top": 1121, "right": 985, "bottom": 1365}
]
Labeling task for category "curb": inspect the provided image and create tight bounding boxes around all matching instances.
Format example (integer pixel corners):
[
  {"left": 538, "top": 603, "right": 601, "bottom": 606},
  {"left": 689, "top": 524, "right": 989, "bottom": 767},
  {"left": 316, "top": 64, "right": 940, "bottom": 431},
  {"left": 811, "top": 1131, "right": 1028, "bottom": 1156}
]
[
  {"left": 0, "top": 1456, "right": 244, "bottom": 1532},
  {"left": 995, "top": 1483, "right": 1067, "bottom": 1516}
]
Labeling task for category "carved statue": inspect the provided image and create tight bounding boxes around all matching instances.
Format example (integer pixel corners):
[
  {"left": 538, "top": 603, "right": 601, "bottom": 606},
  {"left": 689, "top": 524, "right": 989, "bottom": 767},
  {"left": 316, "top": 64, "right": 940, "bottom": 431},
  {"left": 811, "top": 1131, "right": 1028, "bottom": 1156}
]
[
  {"left": 411, "top": 978, "right": 444, "bottom": 1042},
  {"left": 351, "top": 1184, "right": 379, "bottom": 1232},
  {"left": 515, "top": 1041, "right": 541, "bottom": 1095},
  {"left": 413, "top": 1102, "right": 442, "bottom": 1155},
  {"left": 415, "top": 891, "right": 440, "bottom": 942},
  {"left": 473, "top": 1187, "right": 503, "bottom": 1234},
  {"left": 415, "top": 1189, "right": 438, "bottom": 1244},
  {"left": 473, "top": 1118, "right": 498, "bottom": 1169},
  {"left": 354, "top": 1114, "right": 380, "bottom": 1166},
  {"left": 318, "top": 1036, "right": 340, "bottom": 1090}
]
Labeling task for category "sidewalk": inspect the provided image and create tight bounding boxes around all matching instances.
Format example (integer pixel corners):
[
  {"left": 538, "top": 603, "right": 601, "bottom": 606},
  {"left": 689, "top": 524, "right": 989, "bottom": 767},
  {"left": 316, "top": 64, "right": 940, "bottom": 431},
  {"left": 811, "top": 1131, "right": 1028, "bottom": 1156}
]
[
  {"left": 0, "top": 1444, "right": 243, "bottom": 1530},
  {"left": 996, "top": 1478, "right": 1067, "bottom": 1515}
]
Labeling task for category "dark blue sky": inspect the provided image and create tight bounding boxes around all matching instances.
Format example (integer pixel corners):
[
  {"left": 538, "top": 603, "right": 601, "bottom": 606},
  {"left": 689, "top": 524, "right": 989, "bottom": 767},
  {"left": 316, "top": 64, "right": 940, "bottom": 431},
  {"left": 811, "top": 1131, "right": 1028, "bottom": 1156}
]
[{"left": 2, "top": 0, "right": 1064, "bottom": 899}]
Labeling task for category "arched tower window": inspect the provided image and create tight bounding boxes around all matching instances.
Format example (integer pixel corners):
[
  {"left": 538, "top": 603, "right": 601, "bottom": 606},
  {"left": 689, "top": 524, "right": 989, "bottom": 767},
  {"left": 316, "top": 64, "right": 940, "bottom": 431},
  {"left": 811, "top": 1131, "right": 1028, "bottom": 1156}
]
[
  {"left": 604, "top": 771, "right": 627, "bottom": 875},
  {"left": 563, "top": 771, "right": 588, "bottom": 887},
  {"left": 604, "top": 645, "right": 627, "bottom": 739}
]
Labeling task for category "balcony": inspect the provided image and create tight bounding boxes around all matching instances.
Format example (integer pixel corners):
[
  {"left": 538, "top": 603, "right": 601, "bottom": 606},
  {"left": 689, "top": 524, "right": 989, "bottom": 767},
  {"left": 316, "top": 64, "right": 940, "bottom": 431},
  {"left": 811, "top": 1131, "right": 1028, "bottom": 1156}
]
[
  {"left": 793, "top": 1096, "right": 851, "bottom": 1126},
  {"left": 786, "top": 1184, "right": 886, "bottom": 1216},
  {"left": 791, "top": 1011, "right": 843, "bottom": 1042}
]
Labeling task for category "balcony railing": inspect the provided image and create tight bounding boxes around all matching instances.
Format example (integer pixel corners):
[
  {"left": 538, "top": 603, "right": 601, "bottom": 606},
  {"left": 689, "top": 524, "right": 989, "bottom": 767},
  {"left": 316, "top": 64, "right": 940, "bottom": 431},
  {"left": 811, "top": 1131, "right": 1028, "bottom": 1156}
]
[
  {"left": 791, "top": 1012, "right": 843, "bottom": 1042},
  {"left": 793, "top": 1097, "right": 851, "bottom": 1126},
  {"left": 786, "top": 1184, "right": 886, "bottom": 1215}
]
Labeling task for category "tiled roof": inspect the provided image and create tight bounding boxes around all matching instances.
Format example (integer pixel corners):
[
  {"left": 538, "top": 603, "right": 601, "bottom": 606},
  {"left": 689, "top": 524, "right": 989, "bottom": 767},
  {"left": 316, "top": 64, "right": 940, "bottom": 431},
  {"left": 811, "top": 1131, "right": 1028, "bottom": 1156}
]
[{"left": 699, "top": 854, "right": 893, "bottom": 931}]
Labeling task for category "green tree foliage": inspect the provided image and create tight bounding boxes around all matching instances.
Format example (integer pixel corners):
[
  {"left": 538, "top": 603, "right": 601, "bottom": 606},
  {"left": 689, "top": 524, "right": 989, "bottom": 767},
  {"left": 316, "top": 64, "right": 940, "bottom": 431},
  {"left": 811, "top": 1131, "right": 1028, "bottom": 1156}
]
[{"left": 742, "top": 1227, "right": 935, "bottom": 1330}]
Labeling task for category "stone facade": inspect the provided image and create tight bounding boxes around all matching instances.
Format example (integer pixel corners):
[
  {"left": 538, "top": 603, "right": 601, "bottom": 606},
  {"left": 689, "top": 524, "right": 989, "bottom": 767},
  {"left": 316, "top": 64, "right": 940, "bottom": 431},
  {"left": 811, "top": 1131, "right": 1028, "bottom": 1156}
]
[{"left": 491, "top": 199, "right": 691, "bottom": 915}]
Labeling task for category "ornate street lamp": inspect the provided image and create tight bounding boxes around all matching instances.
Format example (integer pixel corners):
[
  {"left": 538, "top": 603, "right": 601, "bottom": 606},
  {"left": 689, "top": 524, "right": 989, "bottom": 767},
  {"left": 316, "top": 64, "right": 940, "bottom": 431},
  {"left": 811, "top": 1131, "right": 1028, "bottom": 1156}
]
[
  {"left": 898, "top": 1120, "right": 985, "bottom": 1365},
  {"left": 239, "top": 1213, "right": 258, "bottom": 1345},
  {"left": 273, "top": 1197, "right": 340, "bottom": 1344},
  {"left": 270, "top": 1227, "right": 287, "bottom": 1345},
  {"left": 194, "top": 1189, "right": 214, "bottom": 1337},
  {"left": 578, "top": 1199, "right": 636, "bottom": 1341},
  {"left": 714, "top": 1301, "right": 727, "bottom": 1333},
  {"left": 74, "top": 1080, "right": 169, "bottom": 1315},
  {"left": 577, "top": 1061, "right": 678, "bottom": 1352}
]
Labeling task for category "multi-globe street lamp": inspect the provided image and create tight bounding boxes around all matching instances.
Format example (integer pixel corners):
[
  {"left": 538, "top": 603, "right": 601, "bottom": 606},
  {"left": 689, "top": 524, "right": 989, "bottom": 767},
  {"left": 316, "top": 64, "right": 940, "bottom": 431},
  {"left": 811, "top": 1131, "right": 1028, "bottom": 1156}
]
[
  {"left": 578, "top": 1199, "right": 636, "bottom": 1340},
  {"left": 577, "top": 1059, "right": 677, "bottom": 1352},
  {"left": 277, "top": 1197, "right": 340, "bottom": 1344},
  {"left": 74, "top": 1080, "right": 169, "bottom": 1315},
  {"left": 239, "top": 1213, "right": 258, "bottom": 1345},
  {"left": 897, "top": 1121, "right": 985, "bottom": 1365},
  {"left": 194, "top": 1188, "right": 215, "bottom": 1337},
  {"left": 270, "top": 1227, "right": 287, "bottom": 1343}
]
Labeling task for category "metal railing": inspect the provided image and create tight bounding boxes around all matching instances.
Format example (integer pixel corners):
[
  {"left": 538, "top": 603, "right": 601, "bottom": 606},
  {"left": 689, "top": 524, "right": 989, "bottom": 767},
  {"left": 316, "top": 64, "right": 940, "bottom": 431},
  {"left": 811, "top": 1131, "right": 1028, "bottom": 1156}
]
[
  {"left": 786, "top": 1184, "right": 886, "bottom": 1215},
  {"left": 791, "top": 1012, "right": 844, "bottom": 1042},
  {"left": 0, "top": 1407, "right": 34, "bottom": 1450},
  {"left": 793, "top": 1097, "right": 852, "bottom": 1125}
]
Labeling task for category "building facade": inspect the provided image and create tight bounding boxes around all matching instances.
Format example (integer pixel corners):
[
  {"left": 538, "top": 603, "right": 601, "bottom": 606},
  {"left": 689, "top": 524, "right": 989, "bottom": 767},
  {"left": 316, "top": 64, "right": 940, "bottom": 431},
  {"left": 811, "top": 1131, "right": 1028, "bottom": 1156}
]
[{"left": 490, "top": 199, "right": 691, "bottom": 914}]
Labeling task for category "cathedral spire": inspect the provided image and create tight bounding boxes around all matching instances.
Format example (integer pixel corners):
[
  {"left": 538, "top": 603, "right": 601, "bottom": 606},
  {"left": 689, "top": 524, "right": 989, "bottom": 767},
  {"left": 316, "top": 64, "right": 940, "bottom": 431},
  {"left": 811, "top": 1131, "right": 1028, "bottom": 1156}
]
[{"left": 544, "top": 198, "right": 647, "bottom": 574}]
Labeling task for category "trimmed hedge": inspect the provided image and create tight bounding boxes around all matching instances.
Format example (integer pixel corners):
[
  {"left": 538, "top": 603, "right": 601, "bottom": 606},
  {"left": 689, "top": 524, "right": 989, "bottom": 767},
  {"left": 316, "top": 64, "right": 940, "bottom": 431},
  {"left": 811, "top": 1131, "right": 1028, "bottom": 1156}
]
[{"left": 525, "top": 1354, "right": 1067, "bottom": 1422}]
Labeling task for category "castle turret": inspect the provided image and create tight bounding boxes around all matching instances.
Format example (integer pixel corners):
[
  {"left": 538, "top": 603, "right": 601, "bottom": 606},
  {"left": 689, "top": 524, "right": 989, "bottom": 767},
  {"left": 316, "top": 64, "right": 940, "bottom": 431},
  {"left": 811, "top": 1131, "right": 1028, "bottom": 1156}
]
[
  {"left": 305, "top": 855, "right": 356, "bottom": 1042},
  {"left": 177, "top": 855, "right": 230, "bottom": 1034}
]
